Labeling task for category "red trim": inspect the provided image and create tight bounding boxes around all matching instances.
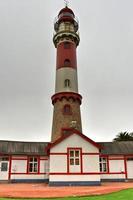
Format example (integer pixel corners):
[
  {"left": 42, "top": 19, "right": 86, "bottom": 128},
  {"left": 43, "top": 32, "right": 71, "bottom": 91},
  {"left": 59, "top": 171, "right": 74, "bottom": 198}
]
[
  {"left": 100, "top": 172, "right": 125, "bottom": 174},
  {"left": 83, "top": 153, "right": 100, "bottom": 155},
  {"left": 49, "top": 172, "right": 125, "bottom": 175},
  {"left": 50, "top": 153, "right": 67, "bottom": 155},
  {"left": 81, "top": 148, "right": 83, "bottom": 173},
  {"left": 11, "top": 172, "right": 47, "bottom": 175},
  {"left": 109, "top": 158, "right": 124, "bottom": 160},
  {"left": 107, "top": 156, "right": 109, "bottom": 173},
  {"left": 125, "top": 155, "right": 133, "bottom": 158},
  {"left": 67, "top": 148, "right": 69, "bottom": 173},
  {"left": 124, "top": 156, "right": 127, "bottom": 179},
  {"left": 38, "top": 157, "right": 40, "bottom": 174},
  {"left": 101, "top": 154, "right": 133, "bottom": 156},
  {"left": 50, "top": 172, "right": 100, "bottom": 175},
  {"left": 51, "top": 92, "right": 82, "bottom": 105},
  {"left": 26, "top": 157, "right": 29, "bottom": 174},
  {"left": 8, "top": 155, "right": 12, "bottom": 180},
  {"left": 12, "top": 158, "right": 27, "bottom": 160},
  {"left": 46, "top": 129, "right": 102, "bottom": 152}
]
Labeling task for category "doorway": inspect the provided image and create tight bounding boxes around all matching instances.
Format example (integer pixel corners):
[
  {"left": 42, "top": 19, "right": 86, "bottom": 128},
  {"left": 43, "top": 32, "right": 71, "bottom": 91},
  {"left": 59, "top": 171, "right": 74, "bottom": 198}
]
[{"left": 0, "top": 157, "right": 9, "bottom": 180}]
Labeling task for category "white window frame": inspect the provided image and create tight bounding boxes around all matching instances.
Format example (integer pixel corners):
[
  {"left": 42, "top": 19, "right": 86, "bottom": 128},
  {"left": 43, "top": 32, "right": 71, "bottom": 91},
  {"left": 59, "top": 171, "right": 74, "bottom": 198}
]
[
  {"left": 99, "top": 157, "right": 107, "bottom": 172},
  {"left": 69, "top": 149, "right": 80, "bottom": 166},
  {"left": 28, "top": 157, "right": 38, "bottom": 173}
]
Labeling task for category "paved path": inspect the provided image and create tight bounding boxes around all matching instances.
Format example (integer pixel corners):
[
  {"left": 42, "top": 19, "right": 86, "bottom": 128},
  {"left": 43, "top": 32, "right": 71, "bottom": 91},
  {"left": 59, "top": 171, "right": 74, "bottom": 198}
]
[{"left": 0, "top": 182, "right": 133, "bottom": 198}]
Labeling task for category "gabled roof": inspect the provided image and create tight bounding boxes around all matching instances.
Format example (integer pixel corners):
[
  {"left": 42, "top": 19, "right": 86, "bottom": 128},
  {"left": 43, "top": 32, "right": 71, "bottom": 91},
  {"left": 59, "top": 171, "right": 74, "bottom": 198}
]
[
  {"left": 0, "top": 140, "right": 48, "bottom": 156},
  {"left": 46, "top": 129, "right": 102, "bottom": 151},
  {"left": 98, "top": 141, "right": 133, "bottom": 155}
]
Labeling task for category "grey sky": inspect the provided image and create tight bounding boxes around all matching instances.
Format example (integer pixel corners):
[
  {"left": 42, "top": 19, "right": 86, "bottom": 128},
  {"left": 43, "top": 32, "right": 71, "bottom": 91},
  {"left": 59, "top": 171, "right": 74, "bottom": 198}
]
[{"left": 0, "top": 0, "right": 133, "bottom": 142}]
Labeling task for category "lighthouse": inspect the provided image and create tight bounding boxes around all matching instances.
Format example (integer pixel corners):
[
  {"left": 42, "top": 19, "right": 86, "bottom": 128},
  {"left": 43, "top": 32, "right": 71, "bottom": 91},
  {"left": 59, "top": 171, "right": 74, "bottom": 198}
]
[{"left": 51, "top": 5, "right": 82, "bottom": 142}]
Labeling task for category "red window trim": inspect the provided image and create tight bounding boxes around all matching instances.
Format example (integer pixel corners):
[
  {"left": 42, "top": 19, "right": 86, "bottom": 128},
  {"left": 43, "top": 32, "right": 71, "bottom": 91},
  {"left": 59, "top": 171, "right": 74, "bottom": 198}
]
[{"left": 8, "top": 155, "right": 12, "bottom": 181}]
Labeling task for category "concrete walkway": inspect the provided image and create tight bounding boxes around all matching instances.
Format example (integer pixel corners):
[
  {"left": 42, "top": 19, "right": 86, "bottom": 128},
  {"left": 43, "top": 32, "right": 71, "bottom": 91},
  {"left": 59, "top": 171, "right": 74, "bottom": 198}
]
[{"left": 0, "top": 182, "right": 133, "bottom": 198}]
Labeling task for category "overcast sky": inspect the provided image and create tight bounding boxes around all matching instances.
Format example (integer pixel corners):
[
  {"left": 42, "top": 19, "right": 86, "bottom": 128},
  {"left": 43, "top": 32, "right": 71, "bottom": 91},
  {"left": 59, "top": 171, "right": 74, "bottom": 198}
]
[{"left": 0, "top": 0, "right": 133, "bottom": 142}]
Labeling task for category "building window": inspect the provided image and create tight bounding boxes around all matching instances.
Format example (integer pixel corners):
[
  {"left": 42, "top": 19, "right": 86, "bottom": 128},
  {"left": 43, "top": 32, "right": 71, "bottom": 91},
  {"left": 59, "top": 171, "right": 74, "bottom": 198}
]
[
  {"left": 64, "top": 42, "right": 71, "bottom": 49},
  {"left": 64, "top": 59, "right": 71, "bottom": 67},
  {"left": 69, "top": 149, "right": 80, "bottom": 166},
  {"left": 1, "top": 163, "right": 8, "bottom": 171},
  {"left": 99, "top": 157, "right": 107, "bottom": 172},
  {"left": 64, "top": 79, "right": 70, "bottom": 87},
  {"left": 28, "top": 157, "right": 38, "bottom": 173},
  {"left": 0, "top": 157, "right": 9, "bottom": 161},
  {"left": 63, "top": 104, "right": 72, "bottom": 115},
  {"left": 127, "top": 158, "right": 133, "bottom": 161}
]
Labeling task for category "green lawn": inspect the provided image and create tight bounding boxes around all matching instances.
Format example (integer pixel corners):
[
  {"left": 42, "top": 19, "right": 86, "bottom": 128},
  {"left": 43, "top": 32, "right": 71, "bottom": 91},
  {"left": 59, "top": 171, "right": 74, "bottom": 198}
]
[{"left": 0, "top": 189, "right": 133, "bottom": 200}]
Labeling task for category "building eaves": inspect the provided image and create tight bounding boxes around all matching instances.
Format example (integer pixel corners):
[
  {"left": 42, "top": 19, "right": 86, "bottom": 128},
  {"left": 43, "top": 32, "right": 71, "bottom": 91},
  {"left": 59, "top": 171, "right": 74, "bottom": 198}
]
[
  {"left": 98, "top": 141, "right": 133, "bottom": 155},
  {"left": 0, "top": 140, "right": 49, "bottom": 156}
]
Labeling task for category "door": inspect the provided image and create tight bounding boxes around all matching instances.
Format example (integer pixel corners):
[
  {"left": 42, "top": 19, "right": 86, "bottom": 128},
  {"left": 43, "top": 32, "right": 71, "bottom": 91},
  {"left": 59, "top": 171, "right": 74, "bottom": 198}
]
[
  {"left": 68, "top": 148, "right": 82, "bottom": 173},
  {"left": 127, "top": 158, "right": 133, "bottom": 179},
  {"left": 0, "top": 157, "right": 9, "bottom": 180}
]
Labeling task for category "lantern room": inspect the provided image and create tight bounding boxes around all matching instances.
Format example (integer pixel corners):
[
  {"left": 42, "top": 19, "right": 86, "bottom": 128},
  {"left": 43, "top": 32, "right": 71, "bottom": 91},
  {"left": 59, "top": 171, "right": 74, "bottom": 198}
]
[{"left": 54, "top": 6, "right": 79, "bottom": 33}]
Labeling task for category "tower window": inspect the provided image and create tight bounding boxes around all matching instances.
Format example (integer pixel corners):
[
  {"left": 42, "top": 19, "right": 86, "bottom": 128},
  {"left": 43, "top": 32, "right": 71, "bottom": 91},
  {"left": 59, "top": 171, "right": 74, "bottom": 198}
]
[
  {"left": 63, "top": 104, "right": 72, "bottom": 115},
  {"left": 64, "top": 42, "right": 71, "bottom": 49},
  {"left": 64, "top": 79, "right": 70, "bottom": 87},
  {"left": 64, "top": 59, "right": 71, "bottom": 67}
]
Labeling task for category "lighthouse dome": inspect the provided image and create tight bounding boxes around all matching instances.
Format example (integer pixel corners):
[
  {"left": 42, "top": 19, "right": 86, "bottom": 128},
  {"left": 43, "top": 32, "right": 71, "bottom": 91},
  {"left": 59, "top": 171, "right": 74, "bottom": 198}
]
[
  {"left": 58, "top": 7, "right": 75, "bottom": 17},
  {"left": 58, "top": 6, "right": 75, "bottom": 23}
]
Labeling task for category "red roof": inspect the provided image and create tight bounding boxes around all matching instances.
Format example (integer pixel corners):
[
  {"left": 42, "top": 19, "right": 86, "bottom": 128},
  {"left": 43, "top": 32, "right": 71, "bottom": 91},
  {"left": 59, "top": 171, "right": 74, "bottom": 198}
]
[{"left": 58, "top": 7, "right": 75, "bottom": 17}]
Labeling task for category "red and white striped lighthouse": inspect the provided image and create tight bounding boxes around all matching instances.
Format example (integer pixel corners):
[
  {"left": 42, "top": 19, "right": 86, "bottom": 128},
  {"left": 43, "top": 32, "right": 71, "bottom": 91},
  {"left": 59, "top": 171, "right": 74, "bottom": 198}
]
[{"left": 51, "top": 5, "right": 82, "bottom": 142}]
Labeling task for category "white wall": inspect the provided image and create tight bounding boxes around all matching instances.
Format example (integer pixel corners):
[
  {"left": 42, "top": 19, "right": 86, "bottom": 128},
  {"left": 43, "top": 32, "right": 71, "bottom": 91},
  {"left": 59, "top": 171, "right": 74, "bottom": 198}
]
[
  {"left": 50, "top": 175, "right": 100, "bottom": 182},
  {"left": 11, "top": 160, "right": 27, "bottom": 173},
  {"left": 51, "top": 134, "right": 99, "bottom": 153},
  {"left": 109, "top": 160, "right": 125, "bottom": 173},
  {"left": 55, "top": 68, "right": 78, "bottom": 93},
  {"left": 40, "top": 160, "right": 49, "bottom": 173},
  {"left": 50, "top": 155, "right": 67, "bottom": 173},
  {"left": 127, "top": 160, "right": 133, "bottom": 179},
  {"left": 83, "top": 155, "right": 99, "bottom": 172},
  {"left": 101, "top": 174, "right": 125, "bottom": 179},
  {"left": 11, "top": 174, "right": 48, "bottom": 180}
]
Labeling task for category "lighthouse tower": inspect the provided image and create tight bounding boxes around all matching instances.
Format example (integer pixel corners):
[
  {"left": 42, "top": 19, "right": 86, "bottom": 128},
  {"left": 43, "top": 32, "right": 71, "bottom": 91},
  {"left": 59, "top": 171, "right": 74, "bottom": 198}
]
[{"left": 51, "top": 5, "right": 82, "bottom": 142}]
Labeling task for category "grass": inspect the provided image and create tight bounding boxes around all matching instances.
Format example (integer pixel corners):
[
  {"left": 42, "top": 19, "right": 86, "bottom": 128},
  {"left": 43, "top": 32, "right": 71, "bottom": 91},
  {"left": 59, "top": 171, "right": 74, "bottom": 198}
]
[{"left": 0, "top": 189, "right": 133, "bottom": 200}]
